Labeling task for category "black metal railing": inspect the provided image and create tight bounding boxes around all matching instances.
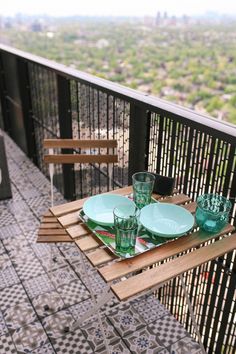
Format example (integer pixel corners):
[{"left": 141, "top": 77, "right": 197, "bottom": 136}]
[{"left": 0, "top": 44, "right": 235, "bottom": 354}]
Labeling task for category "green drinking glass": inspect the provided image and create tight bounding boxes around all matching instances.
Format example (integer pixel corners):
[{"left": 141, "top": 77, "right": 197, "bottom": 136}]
[
  {"left": 132, "top": 172, "right": 155, "bottom": 209},
  {"left": 113, "top": 203, "right": 140, "bottom": 255}
]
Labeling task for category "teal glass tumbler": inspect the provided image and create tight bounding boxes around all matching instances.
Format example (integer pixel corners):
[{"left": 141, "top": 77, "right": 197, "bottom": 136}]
[
  {"left": 132, "top": 172, "right": 155, "bottom": 209},
  {"left": 113, "top": 203, "right": 140, "bottom": 254},
  {"left": 196, "top": 194, "right": 231, "bottom": 233}
]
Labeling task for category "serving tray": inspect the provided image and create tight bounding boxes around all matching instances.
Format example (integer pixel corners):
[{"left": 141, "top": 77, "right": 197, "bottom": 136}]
[{"left": 79, "top": 206, "right": 184, "bottom": 259}]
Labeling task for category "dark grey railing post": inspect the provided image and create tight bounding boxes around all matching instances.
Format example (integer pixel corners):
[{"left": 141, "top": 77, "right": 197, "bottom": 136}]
[
  {"left": 128, "top": 103, "right": 149, "bottom": 185},
  {"left": 17, "top": 58, "right": 38, "bottom": 165},
  {"left": 57, "top": 74, "right": 75, "bottom": 200},
  {"left": 0, "top": 53, "right": 11, "bottom": 132}
]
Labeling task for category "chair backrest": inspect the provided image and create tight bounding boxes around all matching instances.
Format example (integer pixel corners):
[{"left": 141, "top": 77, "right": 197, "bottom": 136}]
[
  {"left": 43, "top": 138, "right": 118, "bottom": 206},
  {"left": 43, "top": 139, "right": 118, "bottom": 164}
]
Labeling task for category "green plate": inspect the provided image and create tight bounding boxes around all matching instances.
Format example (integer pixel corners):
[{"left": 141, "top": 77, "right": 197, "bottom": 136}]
[
  {"left": 83, "top": 194, "right": 135, "bottom": 226},
  {"left": 140, "top": 203, "right": 194, "bottom": 237}
]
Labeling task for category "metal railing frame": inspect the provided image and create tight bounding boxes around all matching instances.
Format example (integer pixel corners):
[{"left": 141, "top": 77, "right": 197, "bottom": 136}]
[{"left": 0, "top": 44, "right": 235, "bottom": 354}]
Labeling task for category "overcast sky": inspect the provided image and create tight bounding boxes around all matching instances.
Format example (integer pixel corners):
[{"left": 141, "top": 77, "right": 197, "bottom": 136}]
[{"left": 1, "top": 0, "right": 236, "bottom": 17}]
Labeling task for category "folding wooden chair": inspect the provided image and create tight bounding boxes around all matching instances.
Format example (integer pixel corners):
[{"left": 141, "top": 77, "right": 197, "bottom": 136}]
[{"left": 43, "top": 138, "right": 118, "bottom": 207}]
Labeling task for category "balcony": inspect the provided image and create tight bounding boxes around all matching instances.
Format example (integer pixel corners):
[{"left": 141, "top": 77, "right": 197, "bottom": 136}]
[{"left": 0, "top": 44, "right": 235, "bottom": 354}]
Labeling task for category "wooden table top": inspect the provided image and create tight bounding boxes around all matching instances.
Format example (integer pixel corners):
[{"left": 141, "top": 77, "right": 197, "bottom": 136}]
[{"left": 37, "top": 186, "right": 236, "bottom": 302}]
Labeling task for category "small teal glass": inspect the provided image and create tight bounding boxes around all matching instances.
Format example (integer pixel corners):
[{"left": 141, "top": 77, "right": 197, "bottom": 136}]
[
  {"left": 132, "top": 172, "right": 155, "bottom": 209},
  {"left": 113, "top": 203, "right": 140, "bottom": 255},
  {"left": 196, "top": 194, "right": 231, "bottom": 233}
]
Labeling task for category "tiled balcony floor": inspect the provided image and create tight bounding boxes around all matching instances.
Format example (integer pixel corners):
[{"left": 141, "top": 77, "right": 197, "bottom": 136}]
[{"left": 0, "top": 132, "right": 202, "bottom": 354}]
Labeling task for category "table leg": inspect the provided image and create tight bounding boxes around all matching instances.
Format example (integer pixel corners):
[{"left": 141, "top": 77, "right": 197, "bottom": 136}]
[
  {"left": 76, "top": 247, "right": 111, "bottom": 354},
  {"left": 179, "top": 274, "right": 206, "bottom": 354}
]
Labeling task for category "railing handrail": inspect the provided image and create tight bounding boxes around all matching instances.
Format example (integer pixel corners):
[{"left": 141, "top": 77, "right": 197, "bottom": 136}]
[{"left": 1, "top": 43, "right": 236, "bottom": 142}]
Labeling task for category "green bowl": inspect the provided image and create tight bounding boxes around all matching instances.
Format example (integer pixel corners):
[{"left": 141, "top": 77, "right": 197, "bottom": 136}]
[{"left": 196, "top": 194, "right": 231, "bottom": 233}]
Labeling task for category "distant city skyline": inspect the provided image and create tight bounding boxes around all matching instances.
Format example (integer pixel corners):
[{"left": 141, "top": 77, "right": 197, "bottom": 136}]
[{"left": 1, "top": 0, "right": 236, "bottom": 17}]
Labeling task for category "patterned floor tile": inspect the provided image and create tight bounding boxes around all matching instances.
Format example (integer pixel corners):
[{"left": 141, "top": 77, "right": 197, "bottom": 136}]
[
  {"left": 0, "top": 223, "right": 22, "bottom": 240},
  {"left": 0, "top": 332, "right": 17, "bottom": 353},
  {"left": 12, "top": 321, "right": 48, "bottom": 353},
  {"left": 0, "top": 241, "right": 5, "bottom": 255},
  {"left": 57, "top": 279, "right": 90, "bottom": 307},
  {"left": 41, "top": 255, "right": 68, "bottom": 273},
  {"left": 31, "top": 243, "right": 59, "bottom": 259},
  {"left": 0, "top": 254, "right": 12, "bottom": 270},
  {"left": 124, "top": 326, "right": 167, "bottom": 354},
  {"left": 24, "top": 229, "right": 39, "bottom": 244},
  {"left": 0, "top": 210, "right": 16, "bottom": 227},
  {"left": 43, "top": 309, "right": 75, "bottom": 339},
  {"left": 132, "top": 295, "right": 169, "bottom": 324},
  {"left": 0, "top": 310, "right": 8, "bottom": 336},
  {"left": 21, "top": 188, "right": 42, "bottom": 200},
  {"left": 52, "top": 328, "right": 93, "bottom": 354},
  {"left": 0, "top": 265, "right": 20, "bottom": 290},
  {"left": 168, "top": 335, "right": 202, "bottom": 354},
  {"left": 23, "top": 274, "right": 54, "bottom": 299},
  {"left": 69, "top": 298, "right": 96, "bottom": 325},
  {"left": 81, "top": 316, "right": 120, "bottom": 351},
  {"left": 3, "top": 235, "right": 29, "bottom": 254},
  {"left": 31, "top": 342, "right": 56, "bottom": 354},
  {"left": 107, "top": 304, "right": 146, "bottom": 337},
  {"left": 20, "top": 218, "right": 40, "bottom": 233},
  {"left": 32, "top": 291, "right": 65, "bottom": 318},
  {"left": 81, "top": 268, "right": 107, "bottom": 295},
  {"left": 148, "top": 314, "right": 188, "bottom": 348},
  {"left": 0, "top": 283, "right": 28, "bottom": 312},
  {"left": 61, "top": 247, "right": 83, "bottom": 264},
  {"left": 3, "top": 300, "right": 37, "bottom": 331},
  {"left": 97, "top": 339, "right": 131, "bottom": 353},
  {"left": 50, "top": 266, "right": 77, "bottom": 288},
  {"left": 9, "top": 201, "right": 34, "bottom": 223},
  {"left": 13, "top": 256, "right": 44, "bottom": 281}
]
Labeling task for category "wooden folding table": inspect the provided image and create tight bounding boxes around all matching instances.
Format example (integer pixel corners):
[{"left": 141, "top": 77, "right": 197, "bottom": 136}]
[{"left": 37, "top": 186, "right": 236, "bottom": 353}]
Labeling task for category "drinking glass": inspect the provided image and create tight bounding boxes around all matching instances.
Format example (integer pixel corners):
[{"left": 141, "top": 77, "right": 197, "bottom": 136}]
[
  {"left": 132, "top": 172, "right": 155, "bottom": 209},
  {"left": 113, "top": 203, "right": 140, "bottom": 254},
  {"left": 196, "top": 194, "right": 232, "bottom": 233}
]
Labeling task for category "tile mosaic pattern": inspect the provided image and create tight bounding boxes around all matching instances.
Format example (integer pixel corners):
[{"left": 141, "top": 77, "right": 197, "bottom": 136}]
[
  {"left": 57, "top": 279, "right": 90, "bottom": 307},
  {"left": 52, "top": 329, "right": 93, "bottom": 354},
  {"left": 148, "top": 314, "right": 189, "bottom": 347},
  {"left": 0, "top": 333, "right": 17, "bottom": 353},
  {"left": 124, "top": 326, "right": 166, "bottom": 354},
  {"left": 3, "top": 300, "right": 37, "bottom": 331},
  {"left": 12, "top": 321, "right": 48, "bottom": 353},
  {"left": 42, "top": 309, "right": 75, "bottom": 339},
  {"left": 32, "top": 290, "right": 65, "bottom": 318},
  {"left": 0, "top": 132, "right": 202, "bottom": 354}
]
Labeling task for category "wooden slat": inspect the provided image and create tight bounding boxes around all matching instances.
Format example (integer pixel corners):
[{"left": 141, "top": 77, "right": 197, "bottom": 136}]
[
  {"left": 99, "top": 224, "right": 234, "bottom": 282},
  {"left": 182, "top": 201, "right": 197, "bottom": 214},
  {"left": 86, "top": 248, "right": 116, "bottom": 266},
  {"left": 38, "top": 229, "right": 67, "bottom": 236},
  {"left": 58, "top": 211, "right": 81, "bottom": 228},
  {"left": 160, "top": 193, "right": 191, "bottom": 205},
  {"left": 37, "top": 235, "right": 73, "bottom": 243},
  {"left": 42, "top": 216, "right": 58, "bottom": 223},
  {"left": 44, "top": 154, "right": 118, "bottom": 164},
  {"left": 67, "top": 224, "right": 90, "bottom": 239},
  {"left": 43, "top": 211, "right": 54, "bottom": 217},
  {"left": 75, "top": 235, "right": 101, "bottom": 251},
  {"left": 40, "top": 223, "right": 62, "bottom": 229},
  {"left": 112, "top": 233, "right": 236, "bottom": 301},
  {"left": 44, "top": 139, "right": 117, "bottom": 149},
  {"left": 50, "top": 186, "right": 132, "bottom": 217}
]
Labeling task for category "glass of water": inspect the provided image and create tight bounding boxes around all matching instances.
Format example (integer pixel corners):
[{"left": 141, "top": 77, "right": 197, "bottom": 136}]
[
  {"left": 113, "top": 203, "right": 140, "bottom": 255},
  {"left": 132, "top": 172, "right": 155, "bottom": 209}
]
